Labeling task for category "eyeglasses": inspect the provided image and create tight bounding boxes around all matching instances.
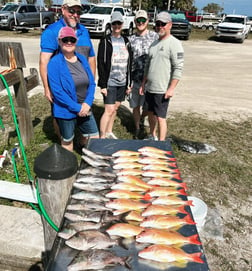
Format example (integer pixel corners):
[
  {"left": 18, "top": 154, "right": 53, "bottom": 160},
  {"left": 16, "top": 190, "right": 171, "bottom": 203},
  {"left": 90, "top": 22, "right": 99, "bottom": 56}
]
[
  {"left": 67, "top": 8, "right": 82, "bottom": 16},
  {"left": 156, "top": 21, "right": 167, "bottom": 27},
  {"left": 112, "top": 21, "right": 123, "bottom": 26},
  {"left": 61, "top": 37, "right": 77, "bottom": 44},
  {"left": 136, "top": 18, "right": 147, "bottom": 24}
]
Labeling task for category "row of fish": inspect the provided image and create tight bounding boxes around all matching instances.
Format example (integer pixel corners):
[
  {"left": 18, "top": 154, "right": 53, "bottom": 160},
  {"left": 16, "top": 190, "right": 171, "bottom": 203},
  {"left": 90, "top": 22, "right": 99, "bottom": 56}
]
[{"left": 58, "top": 146, "right": 204, "bottom": 270}]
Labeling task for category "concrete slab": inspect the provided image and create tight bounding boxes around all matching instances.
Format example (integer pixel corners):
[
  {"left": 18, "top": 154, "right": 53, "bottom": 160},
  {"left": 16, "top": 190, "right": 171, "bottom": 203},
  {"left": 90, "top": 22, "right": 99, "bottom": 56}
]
[{"left": 0, "top": 205, "right": 44, "bottom": 271}]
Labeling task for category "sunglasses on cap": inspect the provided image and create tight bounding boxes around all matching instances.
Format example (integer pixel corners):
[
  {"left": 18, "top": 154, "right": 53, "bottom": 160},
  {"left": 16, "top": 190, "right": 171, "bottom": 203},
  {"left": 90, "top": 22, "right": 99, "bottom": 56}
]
[
  {"left": 136, "top": 17, "right": 147, "bottom": 24},
  {"left": 112, "top": 21, "right": 123, "bottom": 26},
  {"left": 156, "top": 21, "right": 167, "bottom": 27},
  {"left": 67, "top": 7, "right": 82, "bottom": 16},
  {"left": 61, "top": 37, "right": 77, "bottom": 44}
]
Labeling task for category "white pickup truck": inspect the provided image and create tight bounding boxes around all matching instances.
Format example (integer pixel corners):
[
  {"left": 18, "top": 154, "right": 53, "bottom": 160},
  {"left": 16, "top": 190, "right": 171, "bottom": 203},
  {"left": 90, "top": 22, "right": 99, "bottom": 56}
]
[
  {"left": 215, "top": 14, "right": 251, "bottom": 43},
  {"left": 80, "top": 4, "right": 135, "bottom": 36}
]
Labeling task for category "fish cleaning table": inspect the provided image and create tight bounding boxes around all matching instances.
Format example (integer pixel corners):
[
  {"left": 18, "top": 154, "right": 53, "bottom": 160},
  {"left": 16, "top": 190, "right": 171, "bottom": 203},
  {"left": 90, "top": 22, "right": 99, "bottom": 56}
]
[{"left": 46, "top": 139, "right": 209, "bottom": 271}]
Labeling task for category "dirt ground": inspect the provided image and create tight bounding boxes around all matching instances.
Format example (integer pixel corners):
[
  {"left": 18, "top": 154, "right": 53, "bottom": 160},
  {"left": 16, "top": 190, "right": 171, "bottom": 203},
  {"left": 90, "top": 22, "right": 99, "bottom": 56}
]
[{"left": 1, "top": 32, "right": 252, "bottom": 270}]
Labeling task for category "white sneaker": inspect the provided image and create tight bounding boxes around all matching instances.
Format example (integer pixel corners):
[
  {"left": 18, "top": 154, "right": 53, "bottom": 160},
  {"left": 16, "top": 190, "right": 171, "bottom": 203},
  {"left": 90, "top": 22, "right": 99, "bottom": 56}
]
[
  {"left": 144, "top": 135, "right": 158, "bottom": 141},
  {"left": 106, "top": 132, "right": 118, "bottom": 139}
]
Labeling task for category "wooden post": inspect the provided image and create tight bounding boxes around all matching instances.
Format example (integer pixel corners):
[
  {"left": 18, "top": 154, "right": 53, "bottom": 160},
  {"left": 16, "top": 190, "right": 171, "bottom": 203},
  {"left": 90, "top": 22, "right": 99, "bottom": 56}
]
[{"left": 34, "top": 143, "right": 78, "bottom": 266}]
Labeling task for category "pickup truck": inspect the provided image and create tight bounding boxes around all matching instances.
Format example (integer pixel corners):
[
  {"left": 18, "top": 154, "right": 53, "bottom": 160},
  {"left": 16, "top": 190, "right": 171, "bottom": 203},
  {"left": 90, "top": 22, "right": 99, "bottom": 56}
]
[
  {"left": 80, "top": 4, "right": 135, "bottom": 36},
  {"left": 0, "top": 3, "right": 55, "bottom": 31},
  {"left": 215, "top": 14, "right": 251, "bottom": 43}
]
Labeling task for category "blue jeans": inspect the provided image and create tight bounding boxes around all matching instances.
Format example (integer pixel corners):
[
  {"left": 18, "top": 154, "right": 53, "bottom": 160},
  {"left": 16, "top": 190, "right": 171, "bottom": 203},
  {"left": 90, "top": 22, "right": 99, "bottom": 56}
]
[{"left": 56, "top": 113, "right": 99, "bottom": 142}]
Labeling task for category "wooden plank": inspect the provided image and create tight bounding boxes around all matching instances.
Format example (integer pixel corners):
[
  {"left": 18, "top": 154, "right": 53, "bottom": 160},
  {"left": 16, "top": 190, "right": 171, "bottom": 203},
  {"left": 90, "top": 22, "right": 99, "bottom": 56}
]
[
  {"left": 0, "top": 180, "right": 38, "bottom": 203},
  {"left": 25, "top": 68, "right": 39, "bottom": 92},
  {"left": 0, "top": 42, "right": 26, "bottom": 68},
  {"left": 0, "top": 69, "right": 21, "bottom": 91}
]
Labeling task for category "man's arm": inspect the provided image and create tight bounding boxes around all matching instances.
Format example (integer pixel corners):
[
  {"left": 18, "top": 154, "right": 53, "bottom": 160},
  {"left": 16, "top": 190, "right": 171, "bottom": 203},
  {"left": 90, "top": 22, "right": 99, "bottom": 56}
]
[
  {"left": 88, "top": 56, "right": 96, "bottom": 78},
  {"left": 39, "top": 51, "right": 53, "bottom": 102}
]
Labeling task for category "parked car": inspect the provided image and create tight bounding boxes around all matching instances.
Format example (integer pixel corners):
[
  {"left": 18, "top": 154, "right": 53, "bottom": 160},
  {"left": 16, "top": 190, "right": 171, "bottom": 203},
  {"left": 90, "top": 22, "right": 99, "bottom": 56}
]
[{"left": 215, "top": 14, "right": 251, "bottom": 43}]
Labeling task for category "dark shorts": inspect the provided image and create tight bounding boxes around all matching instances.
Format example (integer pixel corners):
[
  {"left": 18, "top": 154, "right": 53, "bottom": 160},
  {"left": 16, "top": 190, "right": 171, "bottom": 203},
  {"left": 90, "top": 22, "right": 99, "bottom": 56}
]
[
  {"left": 56, "top": 113, "right": 99, "bottom": 142},
  {"left": 103, "top": 85, "right": 126, "bottom": 104},
  {"left": 145, "top": 92, "right": 170, "bottom": 118}
]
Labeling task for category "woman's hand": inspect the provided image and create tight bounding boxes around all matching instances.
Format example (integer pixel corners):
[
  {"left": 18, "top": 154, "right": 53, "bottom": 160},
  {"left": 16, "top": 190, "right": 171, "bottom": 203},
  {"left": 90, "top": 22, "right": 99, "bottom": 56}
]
[
  {"left": 78, "top": 103, "right": 91, "bottom": 117},
  {"left": 101, "top": 88, "right": 107, "bottom": 96}
]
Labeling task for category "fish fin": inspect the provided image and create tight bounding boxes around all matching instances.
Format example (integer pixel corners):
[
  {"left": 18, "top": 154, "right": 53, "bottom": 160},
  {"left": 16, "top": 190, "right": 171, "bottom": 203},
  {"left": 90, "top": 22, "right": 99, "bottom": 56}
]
[
  {"left": 143, "top": 193, "right": 152, "bottom": 201},
  {"left": 187, "top": 200, "right": 194, "bottom": 206},
  {"left": 178, "top": 205, "right": 189, "bottom": 215},
  {"left": 168, "top": 162, "right": 177, "bottom": 168},
  {"left": 185, "top": 214, "right": 196, "bottom": 225},
  {"left": 166, "top": 151, "right": 173, "bottom": 155},
  {"left": 125, "top": 256, "right": 132, "bottom": 269},
  {"left": 189, "top": 252, "right": 204, "bottom": 263},
  {"left": 188, "top": 234, "right": 202, "bottom": 245},
  {"left": 179, "top": 182, "right": 188, "bottom": 190},
  {"left": 178, "top": 188, "right": 187, "bottom": 196},
  {"left": 171, "top": 173, "right": 181, "bottom": 180}
]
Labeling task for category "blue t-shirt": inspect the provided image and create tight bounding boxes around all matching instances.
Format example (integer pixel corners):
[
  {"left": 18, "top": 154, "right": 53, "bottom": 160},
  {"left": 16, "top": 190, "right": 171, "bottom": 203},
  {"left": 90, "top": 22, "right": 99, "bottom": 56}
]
[{"left": 40, "top": 18, "right": 95, "bottom": 58}]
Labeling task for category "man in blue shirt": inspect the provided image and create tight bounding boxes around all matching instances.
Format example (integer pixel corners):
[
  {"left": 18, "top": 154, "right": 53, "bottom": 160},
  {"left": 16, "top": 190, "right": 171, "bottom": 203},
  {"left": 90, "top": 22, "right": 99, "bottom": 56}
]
[{"left": 39, "top": 0, "right": 96, "bottom": 103}]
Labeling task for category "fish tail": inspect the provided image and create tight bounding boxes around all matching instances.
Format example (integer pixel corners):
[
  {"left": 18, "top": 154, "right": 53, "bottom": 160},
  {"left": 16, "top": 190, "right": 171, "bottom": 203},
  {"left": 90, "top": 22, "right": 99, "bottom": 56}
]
[
  {"left": 166, "top": 151, "right": 173, "bottom": 155},
  {"left": 178, "top": 205, "right": 189, "bottom": 215},
  {"left": 143, "top": 193, "right": 152, "bottom": 201},
  {"left": 187, "top": 200, "right": 194, "bottom": 206},
  {"left": 189, "top": 252, "right": 204, "bottom": 263},
  {"left": 171, "top": 173, "right": 181, "bottom": 180},
  {"left": 178, "top": 188, "right": 187, "bottom": 196},
  {"left": 179, "top": 182, "right": 188, "bottom": 190},
  {"left": 188, "top": 234, "right": 202, "bottom": 245},
  {"left": 184, "top": 214, "right": 196, "bottom": 225}
]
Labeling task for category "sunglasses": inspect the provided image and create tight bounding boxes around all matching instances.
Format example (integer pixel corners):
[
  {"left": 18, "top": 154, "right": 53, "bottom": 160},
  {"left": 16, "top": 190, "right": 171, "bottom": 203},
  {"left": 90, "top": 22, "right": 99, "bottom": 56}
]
[
  {"left": 136, "top": 18, "right": 147, "bottom": 24},
  {"left": 61, "top": 37, "right": 77, "bottom": 44},
  {"left": 67, "top": 8, "right": 82, "bottom": 15},
  {"left": 112, "top": 21, "right": 123, "bottom": 26},
  {"left": 156, "top": 21, "right": 167, "bottom": 27}
]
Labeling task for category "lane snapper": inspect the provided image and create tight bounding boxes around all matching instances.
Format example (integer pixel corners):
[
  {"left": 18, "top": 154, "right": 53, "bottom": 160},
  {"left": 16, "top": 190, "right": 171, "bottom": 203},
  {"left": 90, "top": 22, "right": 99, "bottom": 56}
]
[
  {"left": 106, "top": 223, "right": 144, "bottom": 238},
  {"left": 124, "top": 210, "right": 144, "bottom": 222},
  {"left": 105, "top": 190, "right": 151, "bottom": 200},
  {"left": 147, "top": 178, "right": 187, "bottom": 190},
  {"left": 143, "top": 164, "right": 179, "bottom": 172},
  {"left": 136, "top": 228, "right": 201, "bottom": 246},
  {"left": 138, "top": 146, "right": 173, "bottom": 155},
  {"left": 117, "top": 169, "right": 143, "bottom": 176},
  {"left": 140, "top": 214, "right": 196, "bottom": 230},
  {"left": 142, "top": 170, "right": 181, "bottom": 180},
  {"left": 140, "top": 151, "right": 173, "bottom": 160},
  {"left": 138, "top": 244, "right": 204, "bottom": 264},
  {"left": 113, "top": 156, "right": 140, "bottom": 164},
  {"left": 111, "top": 182, "right": 149, "bottom": 192},
  {"left": 142, "top": 204, "right": 189, "bottom": 216},
  {"left": 112, "top": 150, "right": 139, "bottom": 157},
  {"left": 152, "top": 196, "right": 193, "bottom": 206},
  {"left": 105, "top": 199, "right": 150, "bottom": 211},
  {"left": 116, "top": 175, "right": 153, "bottom": 189},
  {"left": 113, "top": 162, "right": 143, "bottom": 170},
  {"left": 146, "top": 187, "right": 187, "bottom": 198},
  {"left": 138, "top": 157, "right": 177, "bottom": 165}
]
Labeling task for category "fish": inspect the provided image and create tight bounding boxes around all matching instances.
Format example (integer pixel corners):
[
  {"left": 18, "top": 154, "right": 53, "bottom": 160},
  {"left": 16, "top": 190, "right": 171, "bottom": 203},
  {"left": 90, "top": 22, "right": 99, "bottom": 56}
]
[
  {"left": 141, "top": 204, "right": 189, "bottom": 216},
  {"left": 73, "top": 182, "right": 111, "bottom": 191},
  {"left": 136, "top": 229, "right": 201, "bottom": 246},
  {"left": 140, "top": 151, "right": 173, "bottom": 160},
  {"left": 67, "top": 249, "right": 127, "bottom": 271},
  {"left": 142, "top": 170, "right": 181, "bottom": 180},
  {"left": 105, "top": 199, "right": 150, "bottom": 212},
  {"left": 112, "top": 150, "right": 140, "bottom": 157},
  {"left": 66, "top": 202, "right": 110, "bottom": 212},
  {"left": 138, "top": 146, "right": 173, "bottom": 156},
  {"left": 72, "top": 191, "right": 109, "bottom": 202},
  {"left": 79, "top": 167, "right": 116, "bottom": 178},
  {"left": 81, "top": 155, "right": 111, "bottom": 168},
  {"left": 82, "top": 147, "right": 111, "bottom": 160},
  {"left": 124, "top": 210, "right": 144, "bottom": 222},
  {"left": 116, "top": 169, "right": 143, "bottom": 176},
  {"left": 138, "top": 244, "right": 204, "bottom": 264},
  {"left": 140, "top": 214, "right": 196, "bottom": 230},
  {"left": 116, "top": 175, "right": 153, "bottom": 189},
  {"left": 142, "top": 164, "right": 179, "bottom": 172},
  {"left": 75, "top": 176, "right": 115, "bottom": 183},
  {"left": 111, "top": 182, "right": 148, "bottom": 192},
  {"left": 105, "top": 190, "right": 151, "bottom": 200},
  {"left": 138, "top": 157, "right": 177, "bottom": 165},
  {"left": 146, "top": 187, "right": 187, "bottom": 197},
  {"left": 147, "top": 178, "right": 187, "bottom": 190},
  {"left": 113, "top": 162, "right": 143, "bottom": 170},
  {"left": 106, "top": 223, "right": 144, "bottom": 238},
  {"left": 64, "top": 211, "right": 103, "bottom": 223},
  {"left": 65, "top": 230, "right": 116, "bottom": 251},
  {"left": 113, "top": 156, "right": 140, "bottom": 164},
  {"left": 152, "top": 196, "right": 193, "bottom": 206}
]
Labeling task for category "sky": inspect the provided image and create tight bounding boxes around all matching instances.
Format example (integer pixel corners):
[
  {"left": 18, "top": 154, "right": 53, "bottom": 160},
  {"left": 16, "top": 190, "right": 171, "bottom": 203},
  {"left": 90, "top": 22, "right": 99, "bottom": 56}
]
[{"left": 194, "top": 0, "right": 252, "bottom": 16}]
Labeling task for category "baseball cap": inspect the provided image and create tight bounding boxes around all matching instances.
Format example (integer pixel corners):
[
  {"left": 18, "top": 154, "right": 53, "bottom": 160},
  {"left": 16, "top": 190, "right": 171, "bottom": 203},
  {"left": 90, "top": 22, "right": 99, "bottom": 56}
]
[
  {"left": 62, "top": 0, "right": 81, "bottom": 7},
  {"left": 111, "top": 11, "right": 124, "bottom": 23},
  {"left": 58, "top": 26, "right": 77, "bottom": 39},
  {"left": 156, "top": 11, "right": 172, "bottom": 23},
  {"left": 135, "top": 10, "right": 148, "bottom": 19}
]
